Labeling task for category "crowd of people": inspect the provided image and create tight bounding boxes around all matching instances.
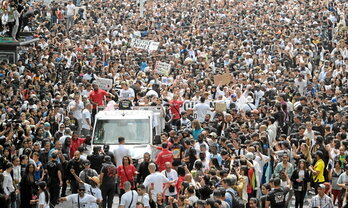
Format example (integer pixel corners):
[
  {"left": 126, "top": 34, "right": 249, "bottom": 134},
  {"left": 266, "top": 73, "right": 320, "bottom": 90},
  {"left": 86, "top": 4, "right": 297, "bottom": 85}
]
[{"left": 0, "top": 0, "right": 347, "bottom": 207}]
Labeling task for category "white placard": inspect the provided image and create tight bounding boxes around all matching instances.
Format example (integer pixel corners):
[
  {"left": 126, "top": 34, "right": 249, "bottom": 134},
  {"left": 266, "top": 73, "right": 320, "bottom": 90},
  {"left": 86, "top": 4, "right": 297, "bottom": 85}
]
[
  {"left": 161, "top": 77, "right": 173, "bottom": 85},
  {"left": 95, "top": 77, "right": 113, "bottom": 90},
  {"left": 130, "top": 38, "right": 159, "bottom": 51},
  {"left": 155, "top": 61, "right": 171, "bottom": 76}
]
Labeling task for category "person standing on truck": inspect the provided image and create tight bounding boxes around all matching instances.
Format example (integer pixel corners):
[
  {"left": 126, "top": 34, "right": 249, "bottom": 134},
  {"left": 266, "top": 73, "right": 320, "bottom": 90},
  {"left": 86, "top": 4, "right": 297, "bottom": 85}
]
[
  {"left": 169, "top": 95, "right": 184, "bottom": 126},
  {"left": 114, "top": 136, "right": 131, "bottom": 167},
  {"left": 156, "top": 143, "right": 174, "bottom": 172},
  {"left": 89, "top": 83, "right": 112, "bottom": 118},
  {"left": 119, "top": 81, "right": 135, "bottom": 101},
  {"left": 68, "top": 93, "right": 84, "bottom": 135}
]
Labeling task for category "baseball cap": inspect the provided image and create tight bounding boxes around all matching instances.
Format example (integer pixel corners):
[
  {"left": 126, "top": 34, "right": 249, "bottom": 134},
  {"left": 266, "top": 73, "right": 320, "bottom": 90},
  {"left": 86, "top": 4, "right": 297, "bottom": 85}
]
[
  {"left": 318, "top": 184, "right": 326, "bottom": 189},
  {"left": 83, "top": 160, "right": 91, "bottom": 166}
]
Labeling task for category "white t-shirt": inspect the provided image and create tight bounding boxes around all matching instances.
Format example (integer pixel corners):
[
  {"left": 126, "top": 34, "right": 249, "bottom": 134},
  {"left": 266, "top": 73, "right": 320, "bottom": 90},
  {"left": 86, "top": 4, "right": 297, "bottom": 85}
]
[
  {"left": 143, "top": 172, "right": 169, "bottom": 201},
  {"left": 84, "top": 183, "right": 102, "bottom": 208},
  {"left": 120, "top": 190, "right": 138, "bottom": 208},
  {"left": 119, "top": 88, "right": 135, "bottom": 100},
  {"left": 66, "top": 193, "right": 97, "bottom": 207},
  {"left": 113, "top": 145, "right": 131, "bottom": 167},
  {"left": 137, "top": 193, "right": 150, "bottom": 208},
  {"left": 194, "top": 103, "right": 210, "bottom": 122},
  {"left": 66, "top": 4, "right": 76, "bottom": 16},
  {"left": 161, "top": 169, "right": 178, "bottom": 196},
  {"left": 38, "top": 192, "right": 50, "bottom": 208},
  {"left": 82, "top": 109, "right": 91, "bottom": 130},
  {"left": 68, "top": 100, "right": 84, "bottom": 120}
]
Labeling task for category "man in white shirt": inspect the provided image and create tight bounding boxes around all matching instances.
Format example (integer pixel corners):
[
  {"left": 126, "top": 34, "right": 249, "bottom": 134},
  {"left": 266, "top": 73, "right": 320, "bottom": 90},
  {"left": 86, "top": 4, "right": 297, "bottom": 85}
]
[
  {"left": 161, "top": 162, "right": 178, "bottom": 198},
  {"left": 137, "top": 184, "right": 150, "bottom": 208},
  {"left": 66, "top": 1, "right": 76, "bottom": 30},
  {"left": 59, "top": 185, "right": 99, "bottom": 207},
  {"left": 68, "top": 94, "right": 84, "bottom": 134},
  {"left": 120, "top": 181, "right": 138, "bottom": 208},
  {"left": 3, "top": 163, "right": 15, "bottom": 208},
  {"left": 113, "top": 137, "right": 131, "bottom": 167},
  {"left": 119, "top": 81, "right": 135, "bottom": 101},
  {"left": 194, "top": 97, "right": 211, "bottom": 122},
  {"left": 81, "top": 103, "right": 92, "bottom": 137},
  {"left": 143, "top": 163, "right": 169, "bottom": 201}
]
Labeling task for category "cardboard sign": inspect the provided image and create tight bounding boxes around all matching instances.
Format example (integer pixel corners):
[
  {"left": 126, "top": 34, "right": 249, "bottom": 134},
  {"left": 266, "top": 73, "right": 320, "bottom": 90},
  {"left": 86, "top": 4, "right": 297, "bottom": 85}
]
[
  {"left": 130, "top": 38, "right": 159, "bottom": 51},
  {"left": 161, "top": 77, "right": 173, "bottom": 85},
  {"left": 213, "top": 73, "right": 232, "bottom": 85},
  {"left": 154, "top": 61, "right": 171, "bottom": 76},
  {"left": 95, "top": 77, "right": 113, "bottom": 90},
  {"left": 215, "top": 102, "right": 227, "bottom": 112}
]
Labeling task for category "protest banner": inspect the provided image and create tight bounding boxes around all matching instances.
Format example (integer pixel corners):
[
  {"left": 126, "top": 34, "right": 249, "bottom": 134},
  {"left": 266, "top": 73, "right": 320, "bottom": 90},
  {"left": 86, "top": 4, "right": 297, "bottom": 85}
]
[
  {"left": 213, "top": 73, "right": 232, "bottom": 85},
  {"left": 95, "top": 77, "right": 113, "bottom": 90},
  {"left": 161, "top": 77, "right": 173, "bottom": 85},
  {"left": 155, "top": 61, "right": 171, "bottom": 76},
  {"left": 130, "top": 38, "right": 159, "bottom": 51}
]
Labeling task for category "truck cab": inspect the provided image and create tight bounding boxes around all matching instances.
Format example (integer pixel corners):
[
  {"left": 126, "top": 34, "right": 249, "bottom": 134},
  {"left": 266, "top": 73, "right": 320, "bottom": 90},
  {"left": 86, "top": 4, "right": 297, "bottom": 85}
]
[{"left": 91, "top": 109, "right": 162, "bottom": 161}]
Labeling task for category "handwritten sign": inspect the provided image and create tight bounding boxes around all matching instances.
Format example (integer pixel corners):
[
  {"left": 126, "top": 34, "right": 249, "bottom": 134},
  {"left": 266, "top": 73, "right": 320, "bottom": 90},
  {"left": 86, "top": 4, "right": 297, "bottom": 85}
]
[
  {"left": 95, "top": 77, "right": 113, "bottom": 90},
  {"left": 213, "top": 73, "right": 232, "bottom": 85},
  {"left": 215, "top": 102, "right": 227, "bottom": 112},
  {"left": 155, "top": 61, "right": 171, "bottom": 76},
  {"left": 130, "top": 38, "right": 159, "bottom": 51}
]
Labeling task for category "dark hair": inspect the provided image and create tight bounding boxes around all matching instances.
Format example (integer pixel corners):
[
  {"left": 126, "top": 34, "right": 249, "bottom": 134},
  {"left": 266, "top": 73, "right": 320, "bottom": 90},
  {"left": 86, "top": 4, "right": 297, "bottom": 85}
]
[
  {"left": 118, "top": 136, "right": 125, "bottom": 143},
  {"left": 162, "top": 142, "right": 168, "bottom": 149},
  {"left": 262, "top": 183, "right": 271, "bottom": 191},
  {"left": 177, "top": 165, "right": 186, "bottom": 177},
  {"left": 138, "top": 184, "right": 146, "bottom": 190},
  {"left": 273, "top": 178, "right": 281, "bottom": 186},
  {"left": 122, "top": 156, "right": 131, "bottom": 165},
  {"left": 249, "top": 198, "right": 259, "bottom": 207},
  {"left": 38, "top": 181, "right": 49, "bottom": 204}
]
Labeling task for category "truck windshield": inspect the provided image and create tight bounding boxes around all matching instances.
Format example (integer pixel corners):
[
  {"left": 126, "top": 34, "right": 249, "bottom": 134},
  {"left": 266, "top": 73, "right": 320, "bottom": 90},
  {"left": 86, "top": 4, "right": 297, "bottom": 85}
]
[{"left": 92, "top": 119, "right": 151, "bottom": 144}]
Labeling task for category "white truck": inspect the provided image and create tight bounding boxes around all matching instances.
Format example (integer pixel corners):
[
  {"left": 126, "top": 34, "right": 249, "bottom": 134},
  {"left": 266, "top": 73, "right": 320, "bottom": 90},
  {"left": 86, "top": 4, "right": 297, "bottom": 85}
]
[{"left": 91, "top": 108, "right": 164, "bottom": 160}]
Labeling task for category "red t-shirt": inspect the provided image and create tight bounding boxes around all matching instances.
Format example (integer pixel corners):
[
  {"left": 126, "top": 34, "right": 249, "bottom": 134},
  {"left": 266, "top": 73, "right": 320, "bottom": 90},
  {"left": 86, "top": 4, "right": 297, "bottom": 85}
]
[
  {"left": 156, "top": 149, "right": 174, "bottom": 171},
  {"left": 89, "top": 89, "right": 108, "bottom": 109},
  {"left": 117, "top": 164, "right": 137, "bottom": 189},
  {"left": 69, "top": 138, "right": 86, "bottom": 158},
  {"left": 169, "top": 100, "right": 184, "bottom": 120}
]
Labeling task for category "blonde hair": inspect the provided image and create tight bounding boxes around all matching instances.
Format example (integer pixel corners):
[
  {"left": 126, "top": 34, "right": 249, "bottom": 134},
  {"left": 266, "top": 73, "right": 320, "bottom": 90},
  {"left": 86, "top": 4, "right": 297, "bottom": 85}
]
[{"left": 191, "top": 120, "right": 201, "bottom": 130}]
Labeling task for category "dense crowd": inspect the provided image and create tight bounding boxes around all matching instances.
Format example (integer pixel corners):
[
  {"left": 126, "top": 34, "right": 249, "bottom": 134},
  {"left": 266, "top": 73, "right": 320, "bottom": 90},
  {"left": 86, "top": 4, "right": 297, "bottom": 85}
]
[{"left": 0, "top": 0, "right": 347, "bottom": 208}]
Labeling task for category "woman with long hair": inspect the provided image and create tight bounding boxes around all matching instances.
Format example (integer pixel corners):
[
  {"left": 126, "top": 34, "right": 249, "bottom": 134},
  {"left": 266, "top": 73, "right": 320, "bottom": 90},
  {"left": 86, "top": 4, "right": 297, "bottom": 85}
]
[
  {"left": 0, "top": 173, "right": 9, "bottom": 206},
  {"left": 30, "top": 181, "right": 49, "bottom": 208},
  {"left": 260, "top": 183, "right": 271, "bottom": 208},
  {"left": 291, "top": 159, "right": 310, "bottom": 208},
  {"left": 330, "top": 160, "right": 343, "bottom": 208},
  {"left": 191, "top": 120, "right": 203, "bottom": 140},
  {"left": 19, "top": 163, "right": 38, "bottom": 208},
  {"left": 117, "top": 156, "right": 137, "bottom": 199}
]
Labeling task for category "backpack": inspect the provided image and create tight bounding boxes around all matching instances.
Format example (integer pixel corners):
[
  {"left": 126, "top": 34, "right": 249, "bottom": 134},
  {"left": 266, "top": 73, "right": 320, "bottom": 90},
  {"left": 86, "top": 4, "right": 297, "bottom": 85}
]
[{"left": 226, "top": 190, "right": 244, "bottom": 208}]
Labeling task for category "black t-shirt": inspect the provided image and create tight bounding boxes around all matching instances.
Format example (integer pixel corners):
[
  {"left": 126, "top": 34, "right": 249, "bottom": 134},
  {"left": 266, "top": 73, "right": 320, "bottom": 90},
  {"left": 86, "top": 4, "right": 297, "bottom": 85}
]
[
  {"left": 87, "top": 153, "right": 104, "bottom": 173},
  {"left": 119, "top": 100, "right": 132, "bottom": 110},
  {"left": 100, "top": 163, "right": 117, "bottom": 185},
  {"left": 266, "top": 187, "right": 289, "bottom": 208},
  {"left": 184, "top": 147, "right": 197, "bottom": 169},
  {"left": 46, "top": 160, "right": 62, "bottom": 185},
  {"left": 170, "top": 143, "right": 185, "bottom": 165},
  {"left": 67, "top": 159, "right": 84, "bottom": 180}
]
